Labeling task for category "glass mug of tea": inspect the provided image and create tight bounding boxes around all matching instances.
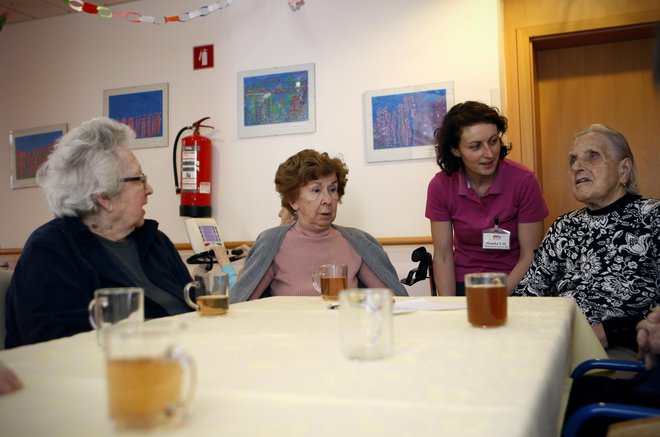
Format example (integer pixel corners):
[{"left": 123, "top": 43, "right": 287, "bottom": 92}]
[
  {"left": 88, "top": 287, "right": 144, "bottom": 346},
  {"left": 312, "top": 264, "right": 348, "bottom": 301},
  {"left": 183, "top": 271, "right": 229, "bottom": 316},
  {"left": 464, "top": 272, "right": 508, "bottom": 327},
  {"left": 104, "top": 319, "right": 196, "bottom": 431}
]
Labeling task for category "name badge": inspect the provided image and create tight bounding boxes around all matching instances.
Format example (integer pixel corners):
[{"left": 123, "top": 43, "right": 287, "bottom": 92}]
[{"left": 482, "top": 228, "right": 511, "bottom": 250}]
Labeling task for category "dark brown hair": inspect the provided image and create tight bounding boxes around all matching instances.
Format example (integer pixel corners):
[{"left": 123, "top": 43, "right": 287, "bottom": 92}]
[
  {"left": 434, "top": 101, "right": 509, "bottom": 175},
  {"left": 275, "top": 149, "right": 349, "bottom": 215}
]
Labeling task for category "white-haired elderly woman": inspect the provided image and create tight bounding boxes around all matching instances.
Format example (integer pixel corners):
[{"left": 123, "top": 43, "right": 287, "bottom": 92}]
[
  {"left": 514, "top": 124, "right": 659, "bottom": 358},
  {"left": 5, "top": 117, "right": 193, "bottom": 348}
]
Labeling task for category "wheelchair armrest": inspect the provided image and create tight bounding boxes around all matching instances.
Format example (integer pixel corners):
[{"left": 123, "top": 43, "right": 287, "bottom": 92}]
[
  {"left": 401, "top": 269, "right": 420, "bottom": 286},
  {"left": 562, "top": 402, "right": 660, "bottom": 437},
  {"left": 571, "top": 359, "right": 646, "bottom": 379}
]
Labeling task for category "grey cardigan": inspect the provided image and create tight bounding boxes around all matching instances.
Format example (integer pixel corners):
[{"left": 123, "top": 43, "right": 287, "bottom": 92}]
[{"left": 230, "top": 223, "right": 408, "bottom": 303}]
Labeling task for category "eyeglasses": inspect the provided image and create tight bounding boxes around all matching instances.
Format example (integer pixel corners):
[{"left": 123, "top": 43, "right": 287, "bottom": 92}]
[{"left": 121, "top": 172, "right": 148, "bottom": 187}]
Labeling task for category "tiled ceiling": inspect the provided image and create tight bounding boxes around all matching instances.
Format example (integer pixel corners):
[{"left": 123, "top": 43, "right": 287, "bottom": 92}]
[{"left": 0, "top": 0, "right": 138, "bottom": 25}]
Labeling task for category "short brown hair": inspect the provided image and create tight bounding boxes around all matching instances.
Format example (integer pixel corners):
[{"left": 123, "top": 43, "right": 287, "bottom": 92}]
[{"left": 275, "top": 149, "right": 349, "bottom": 215}]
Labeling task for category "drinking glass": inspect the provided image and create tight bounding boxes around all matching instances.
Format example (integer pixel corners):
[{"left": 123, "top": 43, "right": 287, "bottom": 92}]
[
  {"left": 88, "top": 287, "right": 144, "bottom": 346},
  {"left": 339, "top": 288, "right": 393, "bottom": 360},
  {"left": 312, "top": 264, "right": 348, "bottom": 301},
  {"left": 183, "top": 271, "right": 229, "bottom": 316},
  {"left": 104, "top": 319, "right": 196, "bottom": 431},
  {"left": 464, "top": 272, "right": 508, "bottom": 327}
]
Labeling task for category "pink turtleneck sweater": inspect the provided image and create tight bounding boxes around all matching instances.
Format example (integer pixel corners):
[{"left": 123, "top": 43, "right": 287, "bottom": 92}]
[{"left": 248, "top": 222, "right": 387, "bottom": 299}]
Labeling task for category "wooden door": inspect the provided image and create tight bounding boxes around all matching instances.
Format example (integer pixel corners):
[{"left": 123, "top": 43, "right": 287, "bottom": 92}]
[{"left": 535, "top": 36, "right": 660, "bottom": 229}]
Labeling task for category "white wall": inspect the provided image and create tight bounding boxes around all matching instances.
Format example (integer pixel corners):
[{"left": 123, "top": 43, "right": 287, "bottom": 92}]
[{"left": 0, "top": 0, "right": 500, "bottom": 248}]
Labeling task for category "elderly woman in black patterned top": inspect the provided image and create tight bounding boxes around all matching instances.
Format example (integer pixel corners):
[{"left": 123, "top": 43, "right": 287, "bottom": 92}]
[{"left": 513, "top": 124, "right": 659, "bottom": 358}]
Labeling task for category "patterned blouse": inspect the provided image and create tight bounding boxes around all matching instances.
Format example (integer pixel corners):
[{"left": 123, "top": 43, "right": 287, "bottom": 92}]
[{"left": 513, "top": 194, "right": 659, "bottom": 349}]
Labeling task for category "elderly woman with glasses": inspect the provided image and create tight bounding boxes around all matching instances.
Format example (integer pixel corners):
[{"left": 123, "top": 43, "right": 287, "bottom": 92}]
[
  {"left": 5, "top": 117, "right": 193, "bottom": 348},
  {"left": 230, "top": 149, "right": 407, "bottom": 303}
]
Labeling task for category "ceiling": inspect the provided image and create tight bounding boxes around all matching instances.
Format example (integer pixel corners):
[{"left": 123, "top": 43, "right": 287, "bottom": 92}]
[{"left": 0, "top": 0, "right": 138, "bottom": 25}]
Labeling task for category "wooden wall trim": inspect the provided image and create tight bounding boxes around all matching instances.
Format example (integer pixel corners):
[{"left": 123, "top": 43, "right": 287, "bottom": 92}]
[
  {"left": 1, "top": 236, "right": 434, "bottom": 257},
  {"left": 176, "top": 236, "right": 433, "bottom": 250}
]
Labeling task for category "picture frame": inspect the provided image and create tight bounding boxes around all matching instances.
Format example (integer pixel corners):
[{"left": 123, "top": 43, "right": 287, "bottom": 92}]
[
  {"left": 238, "top": 63, "right": 315, "bottom": 138},
  {"left": 103, "top": 82, "right": 169, "bottom": 149},
  {"left": 9, "top": 123, "right": 67, "bottom": 189},
  {"left": 364, "top": 82, "right": 454, "bottom": 163}
]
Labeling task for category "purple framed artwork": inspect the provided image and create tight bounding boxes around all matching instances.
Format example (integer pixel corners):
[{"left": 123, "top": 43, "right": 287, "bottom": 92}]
[
  {"left": 364, "top": 82, "right": 454, "bottom": 163},
  {"left": 9, "top": 123, "right": 67, "bottom": 189},
  {"left": 238, "top": 63, "right": 315, "bottom": 138}
]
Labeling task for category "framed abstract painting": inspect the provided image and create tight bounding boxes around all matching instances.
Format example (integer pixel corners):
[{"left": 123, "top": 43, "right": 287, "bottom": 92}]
[
  {"left": 103, "top": 82, "right": 169, "bottom": 149},
  {"left": 364, "top": 82, "right": 454, "bottom": 163},
  {"left": 238, "top": 63, "right": 315, "bottom": 138},
  {"left": 9, "top": 123, "right": 67, "bottom": 189}
]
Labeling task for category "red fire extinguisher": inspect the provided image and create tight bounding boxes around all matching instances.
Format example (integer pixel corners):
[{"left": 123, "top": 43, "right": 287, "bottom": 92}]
[{"left": 172, "top": 117, "right": 214, "bottom": 217}]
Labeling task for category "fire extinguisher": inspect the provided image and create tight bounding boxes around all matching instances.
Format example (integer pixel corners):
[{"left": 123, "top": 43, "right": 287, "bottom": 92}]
[{"left": 172, "top": 117, "right": 214, "bottom": 217}]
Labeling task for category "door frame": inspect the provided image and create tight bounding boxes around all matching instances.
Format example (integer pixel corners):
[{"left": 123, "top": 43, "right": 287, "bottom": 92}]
[{"left": 513, "top": 10, "right": 660, "bottom": 178}]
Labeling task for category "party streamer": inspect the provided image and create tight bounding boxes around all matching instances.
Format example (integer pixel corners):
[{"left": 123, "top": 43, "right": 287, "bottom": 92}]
[
  {"left": 59, "top": 0, "right": 233, "bottom": 24},
  {"left": 288, "top": 0, "right": 305, "bottom": 11}
]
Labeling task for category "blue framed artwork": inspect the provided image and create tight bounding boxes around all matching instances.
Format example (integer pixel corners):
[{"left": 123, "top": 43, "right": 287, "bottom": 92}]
[
  {"left": 103, "top": 83, "right": 169, "bottom": 149},
  {"left": 364, "top": 82, "right": 454, "bottom": 163},
  {"left": 237, "top": 63, "right": 315, "bottom": 138},
  {"left": 9, "top": 123, "right": 67, "bottom": 189}
]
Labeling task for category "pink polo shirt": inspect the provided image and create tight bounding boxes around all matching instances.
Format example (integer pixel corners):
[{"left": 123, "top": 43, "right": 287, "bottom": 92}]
[{"left": 425, "top": 159, "right": 548, "bottom": 281}]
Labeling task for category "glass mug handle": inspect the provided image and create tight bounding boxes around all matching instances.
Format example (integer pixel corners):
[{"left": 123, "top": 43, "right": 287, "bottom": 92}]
[
  {"left": 87, "top": 296, "right": 108, "bottom": 329},
  {"left": 164, "top": 346, "right": 197, "bottom": 418},
  {"left": 183, "top": 281, "right": 200, "bottom": 310},
  {"left": 311, "top": 271, "right": 321, "bottom": 294}
]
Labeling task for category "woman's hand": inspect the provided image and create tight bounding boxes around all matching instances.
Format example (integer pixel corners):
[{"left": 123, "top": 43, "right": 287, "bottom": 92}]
[
  {"left": 591, "top": 323, "right": 608, "bottom": 349},
  {"left": 0, "top": 361, "right": 22, "bottom": 395},
  {"left": 232, "top": 244, "right": 251, "bottom": 260},
  {"left": 208, "top": 244, "right": 231, "bottom": 267},
  {"left": 207, "top": 244, "right": 251, "bottom": 266},
  {"left": 637, "top": 307, "right": 660, "bottom": 370}
]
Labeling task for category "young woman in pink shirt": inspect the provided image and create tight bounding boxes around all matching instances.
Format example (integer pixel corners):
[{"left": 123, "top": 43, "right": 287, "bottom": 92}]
[{"left": 425, "top": 101, "right": 548, "bottom": 295}]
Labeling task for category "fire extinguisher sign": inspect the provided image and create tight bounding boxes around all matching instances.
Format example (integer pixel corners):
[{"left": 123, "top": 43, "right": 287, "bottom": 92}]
[{"left": 193, "top": 44, "right": 214, "bottom": 70}]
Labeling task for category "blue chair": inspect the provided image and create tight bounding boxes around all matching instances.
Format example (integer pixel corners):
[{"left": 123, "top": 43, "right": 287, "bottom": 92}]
[{"left": 562, "top": 359, "right": 660, "bottom": 437}]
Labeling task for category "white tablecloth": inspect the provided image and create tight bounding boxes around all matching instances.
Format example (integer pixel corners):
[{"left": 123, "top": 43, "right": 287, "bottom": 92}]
[{"left": 0, "top": 296, "right": 605, "bottom": 436}]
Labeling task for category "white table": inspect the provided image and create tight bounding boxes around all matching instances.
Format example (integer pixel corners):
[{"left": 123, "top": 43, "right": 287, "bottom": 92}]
[{"left": 0, "top": 296, "right": 605, "bottom": 436}]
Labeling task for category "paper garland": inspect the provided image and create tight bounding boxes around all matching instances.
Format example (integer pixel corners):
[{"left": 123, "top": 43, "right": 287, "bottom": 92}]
[
  {"left": 59, "top": 0, "right": 306, "bottom": 24},
  {"left": 0, "top": 0, "right": 305, "bottom": 33},
  {"left": 59, "top": 0, "right": 233, "bottom": 24},
  {"left": 288, "top": 0, "right": 306, "bottom": 11}
]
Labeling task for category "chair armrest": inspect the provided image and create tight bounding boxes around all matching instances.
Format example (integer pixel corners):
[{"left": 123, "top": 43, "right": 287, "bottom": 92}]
[
  {"left": 571, "top": 359, "right": 645, "bottom": 379},
  {"left": 563, "top": 403, "right": 660, "bottom": 437}
]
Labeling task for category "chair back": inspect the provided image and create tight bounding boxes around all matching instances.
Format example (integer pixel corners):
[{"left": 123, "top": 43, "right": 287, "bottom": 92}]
[{"left": 0, "top": 269, "right": 12, "bottom": 350}]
